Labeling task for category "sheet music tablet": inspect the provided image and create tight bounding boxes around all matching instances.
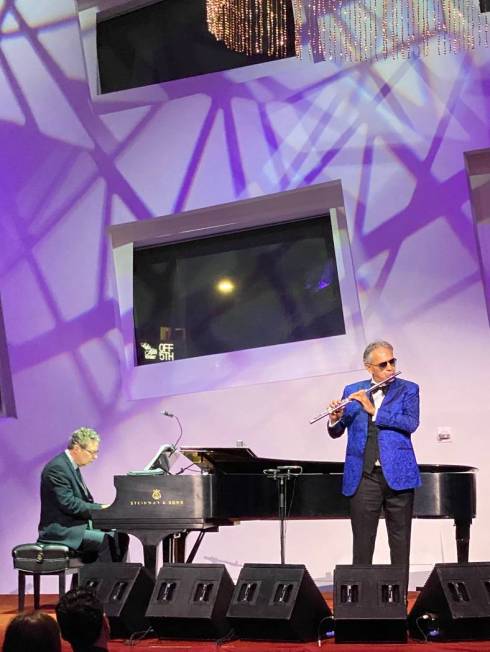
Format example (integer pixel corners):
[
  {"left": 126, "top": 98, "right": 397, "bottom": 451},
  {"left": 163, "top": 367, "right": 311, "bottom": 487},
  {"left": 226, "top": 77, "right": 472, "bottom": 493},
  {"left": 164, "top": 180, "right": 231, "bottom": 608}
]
[{"left": 127, "top": 444, "right": 173, "bottom": 475}]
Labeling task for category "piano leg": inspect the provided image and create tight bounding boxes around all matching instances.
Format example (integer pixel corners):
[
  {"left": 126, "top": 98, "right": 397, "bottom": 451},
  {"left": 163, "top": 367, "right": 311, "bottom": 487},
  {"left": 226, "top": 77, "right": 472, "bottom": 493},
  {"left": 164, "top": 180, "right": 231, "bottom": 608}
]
[
  {"left": 138, "top": 530, "right": 191, "bottom": 577},
  {"left": 454, "top": 519, "right": 471, "bottom": 562},
  {"left": 143, "top": 544, "right": 158, "bottom": 578}
]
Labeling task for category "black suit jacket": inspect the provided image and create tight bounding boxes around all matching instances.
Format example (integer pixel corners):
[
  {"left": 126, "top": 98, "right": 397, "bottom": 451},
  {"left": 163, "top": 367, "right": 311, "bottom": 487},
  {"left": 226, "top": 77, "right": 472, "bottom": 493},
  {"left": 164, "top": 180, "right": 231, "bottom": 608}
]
[{"left": 38, "top": 452, "right": 103, "bottom": 550}]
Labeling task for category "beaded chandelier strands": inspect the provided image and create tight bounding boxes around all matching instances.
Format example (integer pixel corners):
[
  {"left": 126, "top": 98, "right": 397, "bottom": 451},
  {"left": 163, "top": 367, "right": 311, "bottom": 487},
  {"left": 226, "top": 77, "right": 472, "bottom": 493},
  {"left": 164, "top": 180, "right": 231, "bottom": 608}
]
[
  {"left": 298, "top": 0, "right": 489, "bottom": 61},
  {"left": 206, "top": 0, "right": 489, "bottom": 61},
  {"left": 207, "top": 0, "right": 289, "bottom": 56}
]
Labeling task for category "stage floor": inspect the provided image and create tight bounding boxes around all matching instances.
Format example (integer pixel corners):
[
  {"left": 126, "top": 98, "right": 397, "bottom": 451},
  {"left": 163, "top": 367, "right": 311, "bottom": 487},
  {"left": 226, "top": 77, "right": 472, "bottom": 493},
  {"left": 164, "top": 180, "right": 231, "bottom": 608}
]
[{"left": 2, "top": 594, "right": 490, "bottom": 651}]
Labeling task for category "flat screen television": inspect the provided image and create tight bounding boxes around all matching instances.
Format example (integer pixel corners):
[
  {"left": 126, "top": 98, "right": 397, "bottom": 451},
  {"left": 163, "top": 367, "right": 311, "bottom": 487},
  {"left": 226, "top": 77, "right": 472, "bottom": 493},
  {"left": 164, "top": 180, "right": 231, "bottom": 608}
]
[
  {"left": 96, "top": 0, "right": 296, "bottom": 93},
  {"left": 108, "top": 181, "right": 364, "bottom": 399},
  {"left": 133, "top": 214, "right": 346, "bottom": 365}
]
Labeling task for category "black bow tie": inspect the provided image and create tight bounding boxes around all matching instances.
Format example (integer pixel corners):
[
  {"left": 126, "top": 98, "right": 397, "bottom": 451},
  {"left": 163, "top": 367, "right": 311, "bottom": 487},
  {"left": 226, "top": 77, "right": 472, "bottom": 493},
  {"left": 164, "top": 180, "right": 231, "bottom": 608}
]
[{"left": 372, "top": 385, "right": 388, "bottom": 395}]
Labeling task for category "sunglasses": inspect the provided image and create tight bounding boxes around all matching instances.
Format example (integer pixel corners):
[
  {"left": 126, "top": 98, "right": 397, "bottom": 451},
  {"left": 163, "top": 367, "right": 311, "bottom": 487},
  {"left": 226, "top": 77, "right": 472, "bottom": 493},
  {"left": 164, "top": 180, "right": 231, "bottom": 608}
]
[{"left": 368, "top": 357, "right": 397, "bottom": 370}]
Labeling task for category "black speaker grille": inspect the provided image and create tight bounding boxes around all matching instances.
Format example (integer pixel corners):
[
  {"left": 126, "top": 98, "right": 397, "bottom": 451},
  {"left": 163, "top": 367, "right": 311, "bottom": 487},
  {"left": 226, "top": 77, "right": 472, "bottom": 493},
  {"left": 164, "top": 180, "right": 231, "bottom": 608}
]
[
  {"left": 409, "top": 563, "right": 490, "bottom": 641},
  {"left": 236, "top": 581, "right": 259, "bottom": 603},
  {"left": 227, "top": 564, "right": 331, "bottom": 642},
  {"left": 79, "top": 562, "right": 154, "bottom": 637},
  {"left": 334, "top": 565, "right": 407, "bottom": 643},
  {"left": 146, "top": 563, "right": 234, "bottom": 640}
]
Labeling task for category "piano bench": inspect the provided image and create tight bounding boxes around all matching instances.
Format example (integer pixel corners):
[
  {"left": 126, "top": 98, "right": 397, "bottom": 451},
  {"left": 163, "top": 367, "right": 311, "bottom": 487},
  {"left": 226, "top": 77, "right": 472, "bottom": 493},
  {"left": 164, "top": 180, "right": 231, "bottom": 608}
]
[{"left": 12, "top": 543, "right": 84, "bottom": 612}]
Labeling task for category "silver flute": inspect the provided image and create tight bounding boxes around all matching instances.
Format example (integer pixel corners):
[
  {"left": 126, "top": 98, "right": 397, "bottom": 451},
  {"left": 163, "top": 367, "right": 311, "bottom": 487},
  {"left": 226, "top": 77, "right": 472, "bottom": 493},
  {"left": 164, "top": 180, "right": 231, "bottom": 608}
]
[{"left": 309, "top": 371, "right": 401, "bottom": 424}]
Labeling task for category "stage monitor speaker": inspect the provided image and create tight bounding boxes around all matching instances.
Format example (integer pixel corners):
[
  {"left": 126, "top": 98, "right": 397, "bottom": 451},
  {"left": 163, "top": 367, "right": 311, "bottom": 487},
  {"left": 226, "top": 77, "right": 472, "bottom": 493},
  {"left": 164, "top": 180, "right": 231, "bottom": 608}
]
[
  {"left": 79, "top": 562, "right": 154, "bottom": 638},
  {"left": 333, "top": 564, "right": 407, "bottom": 643},
  {"left": 226, "top": 563, "right": 331, "bottom": 642},
  {"left": 408, "top": 562, "right": 490, "bottom": 641},
  {"left": 145, "top": 563, "right": 234, "bottom": 640}
]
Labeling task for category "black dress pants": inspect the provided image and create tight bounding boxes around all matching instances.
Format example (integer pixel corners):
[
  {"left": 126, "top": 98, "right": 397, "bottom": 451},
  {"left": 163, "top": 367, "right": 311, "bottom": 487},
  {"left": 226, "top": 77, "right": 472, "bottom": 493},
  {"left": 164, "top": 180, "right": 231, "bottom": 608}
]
[
  {"left": 80, "top": 529, "right": 129, "bottom": 563},
  {"left": 350, "top": 467, "right": 414, "bottom": 567}
]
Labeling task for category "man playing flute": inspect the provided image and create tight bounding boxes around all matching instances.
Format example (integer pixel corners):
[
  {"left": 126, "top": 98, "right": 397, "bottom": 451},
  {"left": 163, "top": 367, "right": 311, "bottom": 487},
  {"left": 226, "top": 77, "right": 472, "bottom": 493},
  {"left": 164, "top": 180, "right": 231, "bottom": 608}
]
[{"left": 328, "top": 340, "right": 420, "bottom": 571}]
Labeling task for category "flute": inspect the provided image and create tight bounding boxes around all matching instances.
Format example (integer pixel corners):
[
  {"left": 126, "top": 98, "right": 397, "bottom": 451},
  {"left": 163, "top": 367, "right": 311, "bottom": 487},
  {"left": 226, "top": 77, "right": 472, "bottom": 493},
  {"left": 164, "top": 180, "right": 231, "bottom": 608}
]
[{"left": 309, "top": 371, "right": 401, "bottom": 424}]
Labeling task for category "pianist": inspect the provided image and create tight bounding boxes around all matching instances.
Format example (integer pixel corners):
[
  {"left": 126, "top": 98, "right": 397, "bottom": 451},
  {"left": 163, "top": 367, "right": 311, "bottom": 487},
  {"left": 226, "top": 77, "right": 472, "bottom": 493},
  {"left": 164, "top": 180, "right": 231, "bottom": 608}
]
[
  {"left": 327, "top": 340, "right": 420, "bottom": 570},
  {"left": 38, "top": 427, "right": 127, "bottom": 562}
]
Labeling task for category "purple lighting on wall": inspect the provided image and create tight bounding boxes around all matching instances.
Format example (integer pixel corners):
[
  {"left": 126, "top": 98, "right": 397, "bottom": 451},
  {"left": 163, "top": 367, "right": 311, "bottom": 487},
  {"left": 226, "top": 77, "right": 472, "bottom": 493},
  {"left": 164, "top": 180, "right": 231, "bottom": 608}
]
[{"left": 0, "top": 0, "right": 488, "bottom": 596}]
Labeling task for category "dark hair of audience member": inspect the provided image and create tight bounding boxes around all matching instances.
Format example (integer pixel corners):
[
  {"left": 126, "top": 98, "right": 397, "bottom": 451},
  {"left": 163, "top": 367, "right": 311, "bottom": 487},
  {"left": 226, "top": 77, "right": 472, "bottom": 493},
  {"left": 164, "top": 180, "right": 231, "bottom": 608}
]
[
  {"left": 55, "top": 587, "right": 104, "bottom": 650},
  {"left": 3, "top": 610, "right": 61, "bottom": 652}
]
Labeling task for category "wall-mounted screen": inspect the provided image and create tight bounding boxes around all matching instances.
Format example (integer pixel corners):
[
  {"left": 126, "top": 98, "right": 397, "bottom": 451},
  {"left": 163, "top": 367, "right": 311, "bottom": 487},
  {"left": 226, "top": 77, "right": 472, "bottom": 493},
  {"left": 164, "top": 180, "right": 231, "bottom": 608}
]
[
  {"left": 0, "top": 297, "right": 16, "bottom": 418},
  {"left": 133, "top": 215, "right": 346, "bottom": 365},
  {"left": 109, "top": 181, "right": 365, "bottom": 399},
  {"left": 96, "top": 0, "right": 295, "bottom": 93},
  {"left": 76, "top": 0, "right": 304, "bottom": 112}
]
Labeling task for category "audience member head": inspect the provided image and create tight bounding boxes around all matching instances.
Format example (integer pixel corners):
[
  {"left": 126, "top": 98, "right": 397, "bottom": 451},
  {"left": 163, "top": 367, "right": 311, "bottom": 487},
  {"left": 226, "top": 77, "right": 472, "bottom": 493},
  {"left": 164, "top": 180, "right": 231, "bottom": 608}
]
[
  {"left": 3, "top": 610, "right": 61, "bottom": 652},
  {"left": 56, "top": 587, "right": 108, "bottom": 651}
]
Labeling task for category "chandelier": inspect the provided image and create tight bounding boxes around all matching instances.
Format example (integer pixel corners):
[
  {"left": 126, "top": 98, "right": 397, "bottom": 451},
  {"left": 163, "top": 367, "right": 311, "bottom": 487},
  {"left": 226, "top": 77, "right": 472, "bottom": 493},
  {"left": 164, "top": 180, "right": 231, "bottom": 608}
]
[
  {"left": 206, "top": 0, "right": 292, "bottom": 57},
  {"left": 206, "top": 0, "right": 489, "bottom": 62}
]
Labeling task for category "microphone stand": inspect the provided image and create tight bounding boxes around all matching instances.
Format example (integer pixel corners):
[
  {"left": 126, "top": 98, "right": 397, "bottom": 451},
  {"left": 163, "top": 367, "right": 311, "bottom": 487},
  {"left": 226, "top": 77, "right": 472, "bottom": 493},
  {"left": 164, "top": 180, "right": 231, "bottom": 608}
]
[{"left": 263, "top": 466, "right": 303, "bottom": 564}]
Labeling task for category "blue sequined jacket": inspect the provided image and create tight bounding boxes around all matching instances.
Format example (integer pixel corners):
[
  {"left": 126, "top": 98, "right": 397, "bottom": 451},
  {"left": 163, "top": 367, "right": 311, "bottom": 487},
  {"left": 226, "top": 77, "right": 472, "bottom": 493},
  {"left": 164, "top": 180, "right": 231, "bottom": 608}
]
[{"left": 328, "top": 377, "right": 421, "bottom": 496}]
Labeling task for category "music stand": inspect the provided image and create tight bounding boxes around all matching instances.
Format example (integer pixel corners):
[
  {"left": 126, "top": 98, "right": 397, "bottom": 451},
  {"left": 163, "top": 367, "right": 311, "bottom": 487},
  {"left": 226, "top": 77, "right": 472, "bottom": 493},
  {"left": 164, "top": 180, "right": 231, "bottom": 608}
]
[{"left": 263, "top": 466, "right": 303, "bottom": 564}]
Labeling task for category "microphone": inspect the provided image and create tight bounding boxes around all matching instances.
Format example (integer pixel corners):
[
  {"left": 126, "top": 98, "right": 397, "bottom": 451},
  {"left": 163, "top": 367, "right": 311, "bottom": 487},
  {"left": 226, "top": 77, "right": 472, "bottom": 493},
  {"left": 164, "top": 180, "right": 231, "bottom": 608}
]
[{"left": 159, "top": 409, "right": 184, "bottom": 455}]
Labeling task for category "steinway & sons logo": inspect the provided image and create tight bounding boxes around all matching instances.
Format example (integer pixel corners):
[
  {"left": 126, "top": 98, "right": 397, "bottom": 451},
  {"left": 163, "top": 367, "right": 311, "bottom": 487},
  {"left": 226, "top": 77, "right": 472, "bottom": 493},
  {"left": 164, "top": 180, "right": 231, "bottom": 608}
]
[{"left": 129, "top": 489, "right": 184, "bottom": 507}]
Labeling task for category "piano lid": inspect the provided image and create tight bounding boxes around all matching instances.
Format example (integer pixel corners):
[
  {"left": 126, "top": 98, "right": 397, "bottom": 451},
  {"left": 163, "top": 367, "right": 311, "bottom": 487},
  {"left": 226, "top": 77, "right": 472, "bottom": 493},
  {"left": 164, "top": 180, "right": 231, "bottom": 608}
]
[
  {"left": 180, "top": 446, "right": 257, "bottom": 473},
  {"left": 179, "top": 447, "right": 345, "bottom": 474},
  {"left": 179, "top": 447, "right": 477, "bottom": 476}
]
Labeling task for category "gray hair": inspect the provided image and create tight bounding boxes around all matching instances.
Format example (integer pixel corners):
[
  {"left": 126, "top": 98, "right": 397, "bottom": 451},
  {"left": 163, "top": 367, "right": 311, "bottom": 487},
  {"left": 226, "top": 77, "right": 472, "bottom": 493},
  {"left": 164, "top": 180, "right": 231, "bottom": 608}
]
[
  {"left": 68, "top": 427, "right": 100, "bottom": 450},
  {"left": 363, "top": 340, "right": 393, "bottom": 363}
]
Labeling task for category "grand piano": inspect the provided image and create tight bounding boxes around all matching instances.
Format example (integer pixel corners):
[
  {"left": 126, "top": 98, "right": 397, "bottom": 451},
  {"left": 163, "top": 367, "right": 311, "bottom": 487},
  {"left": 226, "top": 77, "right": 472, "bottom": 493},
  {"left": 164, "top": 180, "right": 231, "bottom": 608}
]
[{"left": 93, "top": 447, "right": 477, "bottom": 576}]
